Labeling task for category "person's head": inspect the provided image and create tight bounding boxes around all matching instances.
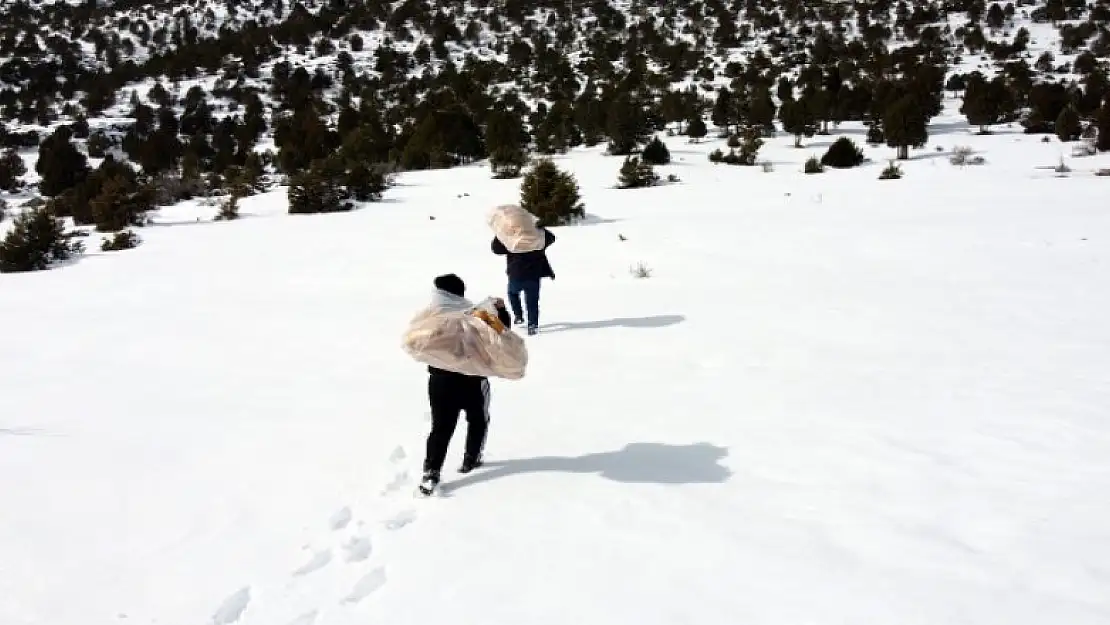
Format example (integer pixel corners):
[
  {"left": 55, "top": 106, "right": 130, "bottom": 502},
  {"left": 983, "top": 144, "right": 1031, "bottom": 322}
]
[{"left": 433, "top": 273, "right": 465, "bottom": 297}]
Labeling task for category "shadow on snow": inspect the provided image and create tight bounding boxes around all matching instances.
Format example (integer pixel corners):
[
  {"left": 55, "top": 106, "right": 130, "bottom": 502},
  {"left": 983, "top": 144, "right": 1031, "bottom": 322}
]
[{"left": 441, "top": 442, "right": 732, "bottom": 494}]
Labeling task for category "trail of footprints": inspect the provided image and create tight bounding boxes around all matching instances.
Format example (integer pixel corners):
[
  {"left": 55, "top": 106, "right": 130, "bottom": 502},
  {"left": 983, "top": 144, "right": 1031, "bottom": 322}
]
[{"left": 209, "top": 445, "right": 418, "bottom": 624}]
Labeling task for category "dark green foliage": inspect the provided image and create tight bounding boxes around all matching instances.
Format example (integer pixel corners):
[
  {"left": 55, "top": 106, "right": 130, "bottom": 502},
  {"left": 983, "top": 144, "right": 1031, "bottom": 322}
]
[
  {"left": 736, "top": 127, "right": 764, "bottom": 165},
  {"left": 606, "top": 93, "right": 650, "bottom": 156},
  {"left": 641, "top": 136, "right": 671, "bottom": 165},
  {"left": 883, "top": 96, "right": 929, "bottom": 160},
  {"left": 0, "top": 149, "right": 26, "bottom": 191},
  {"left": 288, "top": 159, "right": 352, "bottom": 214},
  {"left": 687, "top": 116, "right": 708, "bottom": 143},
  {"left": 0, "top": 205, "right": 82, "bottom": 273},
  {"left": 520, "top": 159, "right": 584, "bottom": 227},
  {"left": 821, "top": 137, "right": 865, "bottom": 168},
  {"left": 617, "top": 156, "right": 659, "bottom": 188},
  {"left": 35, "top": 128, "right": 89, "bottom": 196},
  {"left": 401, "top": 105, "right": 486, "bottom": 170},
  {"left": 0, "top": 198, "right": 6, "bottom": 222},
  {"left": 866, "top": 125, "right": 885, "bottom": 145},
  {"left": 87, "top": 131, "right": 113, "bottom": 158},
  {"left": 90, "top": 173, "right": 155, "bottom": 232},
  {"left": 216, "top": 193, "right": 241, "bottom": 221},
  {"left": 1097, "top": 99, "right": 1110, "bottom": 152},
  {"left": 1055, "top": 105, "right": 1082, "bottom": 142},
  {"left": 880, "top": 161, "right": 904, "bottom": 180},
  {"left": 101, "top": 229, "right": 140, "bottom": 251},
  {"left": 490, "top": 145, "right": 527, "bottom": 178},
  {"left": 486, "top": 106, "right": 529, "bottom": 178},
  {"left": 960, "top": 73, "right": 1017, "bottom": 133},
  {"left": 804, "top": 156, "right": 824, "bottom": 174},
  {"left": 780, "top": 98, "right": 818, "bottom": 147}
]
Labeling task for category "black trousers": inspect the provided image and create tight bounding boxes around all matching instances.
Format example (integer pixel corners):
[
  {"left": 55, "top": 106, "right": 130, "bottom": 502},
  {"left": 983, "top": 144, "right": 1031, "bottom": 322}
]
[{"left": 424, "top": 373, "right": 490, "bottom": 473}]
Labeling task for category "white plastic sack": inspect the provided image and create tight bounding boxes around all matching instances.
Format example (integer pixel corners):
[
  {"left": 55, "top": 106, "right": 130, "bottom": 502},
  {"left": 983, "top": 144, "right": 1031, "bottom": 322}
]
[
  {"left": 488, "top": 204, "right": 546, "bottom": 253},
  {"left": 401, "top": 291, "right": 528, "bottom": 380}
]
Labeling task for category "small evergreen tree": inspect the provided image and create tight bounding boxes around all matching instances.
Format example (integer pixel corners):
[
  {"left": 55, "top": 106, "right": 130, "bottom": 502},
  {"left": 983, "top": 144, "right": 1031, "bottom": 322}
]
[
  {"left": 520, "top": 159, "right": 584, "bottom": 226},
  {"left": 90, "top": 175, "right": 155, "bottom": 232},
  {"left": 288, "top": 159, "right": 352, "bottom": 214},
  {"left": 1097, "top": 99, "right": 1110, "bottom": 152},
  {"left": 0, "top": 149, "right": 27, "bottom": 191},
  {"left": 617, "top": 156, "right": 659, "bottom": 189},
  {"left": 216, "top": 193, "right": 241, "bottom": 221},
  {"left": 804, "top": 156, "right": 824, "bottom": 174},
  {"left": 821, "top": 137, "right": 865, "bottom": 168},
  {"left": 687, "top": 116, "right": 708, "bottom": 143},
  {"left": 780, "top": 98, "right": 817, "bottom": 147},
  {"left": 0, "top": 205, "right": 81, "bottom": 273},
  {"left": 35, "top": 128, "right": 89, "bottom": 196},
  {"left": 101, "top": 230, "right": 140, "bottom": 251},
  {"left": 490, "top": 145, "right": 527, "bottom": 178},
  {"left": 884, "top": 96, "right": 929, "bottom": 160},
  {"left": 736, "top": 127, "right": 764, "bottom": 165},
  {"left": 1055, "top": 105, "right": 1082, "bottom": 142},
  {"left": 641, "top": 136, "right": 671, "bottom": 165}
]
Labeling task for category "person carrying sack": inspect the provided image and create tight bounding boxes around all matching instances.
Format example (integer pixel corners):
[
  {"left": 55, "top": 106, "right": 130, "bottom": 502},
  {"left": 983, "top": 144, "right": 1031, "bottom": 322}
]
[
  {"left": 415, "top": 274, "right": 513, "bottom": 495},
  {"left": 490, "top": 228, "right": 556, "bottom": 336}
]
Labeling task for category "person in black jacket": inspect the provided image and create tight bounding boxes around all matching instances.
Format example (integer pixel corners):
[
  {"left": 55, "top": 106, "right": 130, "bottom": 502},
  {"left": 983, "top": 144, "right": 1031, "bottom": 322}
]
[
  {"left": 491, "top": 228, "right": 556, "bottom": 335},
  {"left": 420, "top": 273, "right": 512, "bottom": 495}
]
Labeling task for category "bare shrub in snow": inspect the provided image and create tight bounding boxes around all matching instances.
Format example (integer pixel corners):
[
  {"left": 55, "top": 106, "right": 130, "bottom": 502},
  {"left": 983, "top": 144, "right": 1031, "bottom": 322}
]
[
  {"left": 630, "top": 262, "right": 652, "bottom": 278},
  {"left": 950, "top": 146, "right": 987, "bottom": 166},
  {"left": 804, "top": 156, "right": 824, "bottom": 173}
]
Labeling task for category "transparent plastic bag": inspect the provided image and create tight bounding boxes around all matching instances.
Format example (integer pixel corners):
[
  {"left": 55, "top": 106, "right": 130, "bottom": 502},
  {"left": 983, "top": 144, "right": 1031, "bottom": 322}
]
[
  {"left": 488, "top": 204, "right": 546, "bottom": 253},
  {"left": 401, "top": 292, "right": 528, "bottom": 380}
]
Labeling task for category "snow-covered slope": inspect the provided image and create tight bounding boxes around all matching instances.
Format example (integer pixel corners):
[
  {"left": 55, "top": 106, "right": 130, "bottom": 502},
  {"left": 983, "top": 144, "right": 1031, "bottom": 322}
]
[{"left": 4, "top": 102, "right": 1110, "bottom": 624}]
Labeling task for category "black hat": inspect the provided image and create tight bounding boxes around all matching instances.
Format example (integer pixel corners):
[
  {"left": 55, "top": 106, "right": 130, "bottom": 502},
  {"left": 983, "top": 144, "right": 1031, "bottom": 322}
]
[{"left": 434, "top": 273, "right": 465, "bottom": 297}]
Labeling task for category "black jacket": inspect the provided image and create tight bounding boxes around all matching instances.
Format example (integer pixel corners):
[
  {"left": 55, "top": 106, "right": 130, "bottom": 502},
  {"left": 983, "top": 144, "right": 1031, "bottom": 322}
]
[
  {"left": 491, "top": 229, "right": 556, "bottom": 281},
  {"left": 427, "top": 305, "right": 512, "bottom": 380}
]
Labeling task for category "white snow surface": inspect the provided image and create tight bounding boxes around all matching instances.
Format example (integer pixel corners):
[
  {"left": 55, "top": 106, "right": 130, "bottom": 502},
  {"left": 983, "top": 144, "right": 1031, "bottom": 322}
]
[{"left": 4, "top": 106, "right": 1110, "bottom": 625}]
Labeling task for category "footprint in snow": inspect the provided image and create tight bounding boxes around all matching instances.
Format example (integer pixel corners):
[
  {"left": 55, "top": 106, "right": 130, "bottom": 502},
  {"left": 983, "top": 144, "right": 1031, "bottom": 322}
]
[
  {"left": 329, "top": 506, "right": 352, "bottom": 531},
  {"left": 287, "top": 610, "right": 318, "bottom": 625},
  {"left": 343, "top": 535, "right": 373, "bottom": 563},
  {"left": 292, "top": 548, "right": 332, "bottom": 577},
  {"left": 211, "top": 586, "right": 251, "bottom": 625},
  {"left": 384, "top": 508, "right": 416, "bottom": 531},
  {"left": 381, "top": 470, "right": 410, "bottom": 495},
  {"left": 342, "top": 568, "right": 387, "bottom": 604},
  {"left": 389, "top": 446, "right": 407, "bottom": 463}
]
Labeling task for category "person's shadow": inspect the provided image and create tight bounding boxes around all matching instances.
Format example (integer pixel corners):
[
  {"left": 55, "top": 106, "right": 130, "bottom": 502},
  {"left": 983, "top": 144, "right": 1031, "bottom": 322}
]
[
  {"left": 440, "top": 442, "right": 731, "bottom": 494},
  {"left": 540, "top": 314, "right": 685, "bottom": 333}
]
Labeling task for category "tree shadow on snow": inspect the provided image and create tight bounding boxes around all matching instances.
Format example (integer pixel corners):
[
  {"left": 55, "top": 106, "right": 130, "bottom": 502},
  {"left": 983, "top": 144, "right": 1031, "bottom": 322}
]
[
  {"left": 441, "top": 442, "right": 731, "bottom": 494},
  {"left": 539, "top": 314, "right": 685, "bottom": 332}
]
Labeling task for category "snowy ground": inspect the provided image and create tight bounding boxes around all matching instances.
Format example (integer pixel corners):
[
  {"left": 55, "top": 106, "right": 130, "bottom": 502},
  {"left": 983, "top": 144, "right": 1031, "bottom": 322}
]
[{"left": 3, "top": 101, "right": 1110, "bottom": 625}]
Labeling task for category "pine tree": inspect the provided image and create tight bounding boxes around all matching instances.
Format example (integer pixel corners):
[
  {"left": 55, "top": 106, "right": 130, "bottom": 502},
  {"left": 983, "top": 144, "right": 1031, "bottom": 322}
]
[
  {"left": 736, "top": 127, "right": 764, "bottom": 165},
  {"left": 687, "top": 116, "right": 708, "bottom": 143},
  {"left": 520, "top": 159, "right": 584, "bottom": 227},
  {"left": 641, "top": 136, "right": 671, "bottom": 165},
  {"left": 0, "top": 204, "right": 80, "bottom": 273},
  {"left": 1055, "top": 104, "right": 1082, "bottom": 142},
  {"left": 35, "top": 128, "right": 89, "bottom": 196},
  {"left": 617, "top": 156, "right": 659, "bottom": 189},
  {"left": 606, "top": 93, "right": 649, "bottom": 155},
  {"left": 0, "top": 149, "right": 27, "bottom": 191},
  {"left": 884, "top": 96, "right": 929, "bottom": 160},
  {"left": 780, "top": 98, "right": 817, "bottom": 147},
  {"left": 490, "top": 146, "right": 527, "bottom": 179},
  {"left": 288, "top": 159, "right": 351, "bottom": 214},
  {"left": 821, "top": 137, "right": 866, "bottom": 168}
]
